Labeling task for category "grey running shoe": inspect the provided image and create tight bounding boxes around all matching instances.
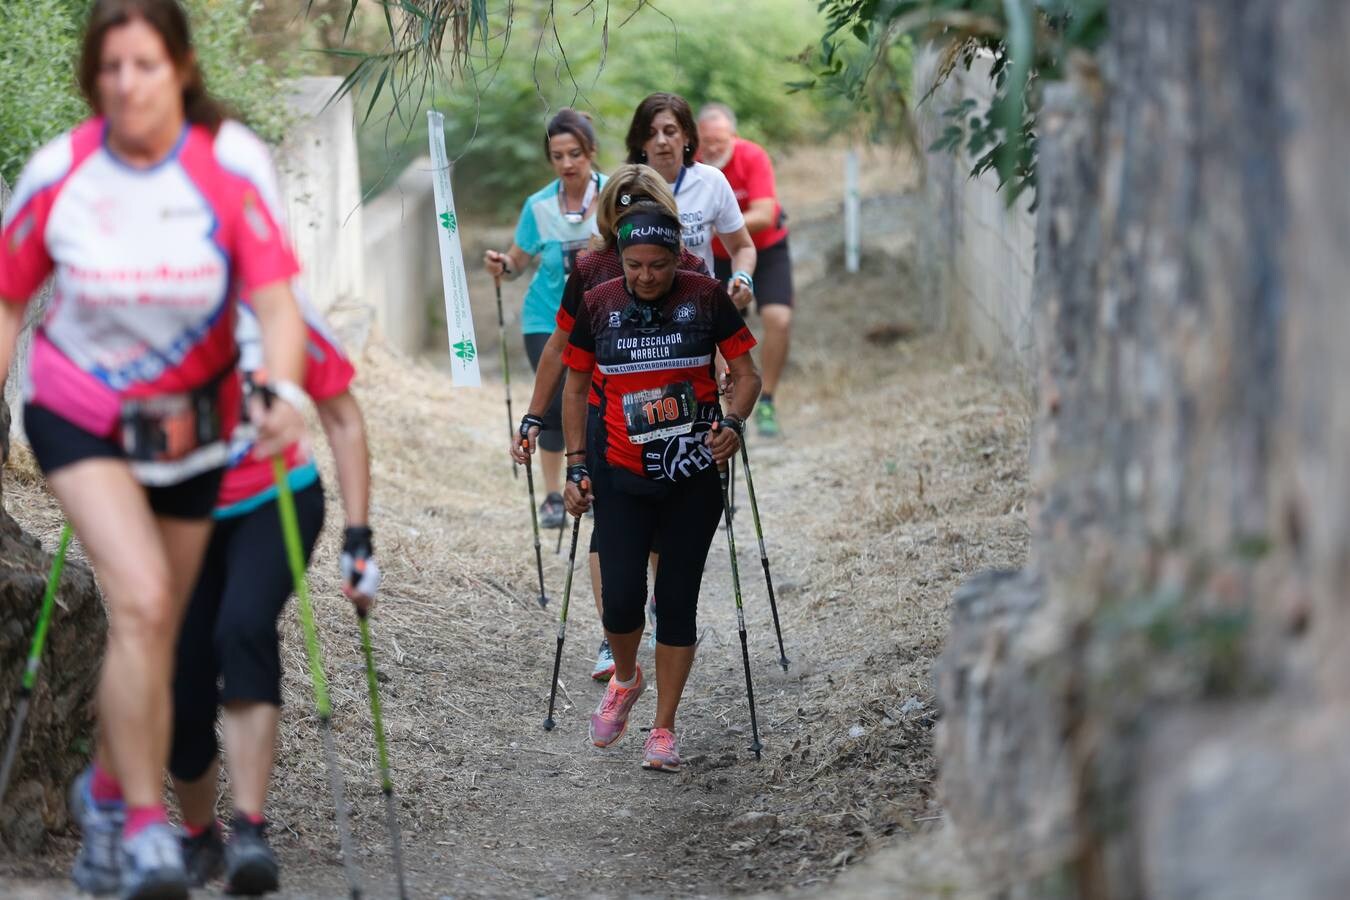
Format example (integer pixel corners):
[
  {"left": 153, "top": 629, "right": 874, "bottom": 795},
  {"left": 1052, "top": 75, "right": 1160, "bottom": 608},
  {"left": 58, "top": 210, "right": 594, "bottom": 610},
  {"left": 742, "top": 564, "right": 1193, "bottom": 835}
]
[
  {"left": 539, "top": 492, "right": 566, "bottom": 529},
  {"left": 224, "top": 815, "right": 279, "bottom": 896},
  {"left": 181, "top": 820, "right": 225, "bottom": 887},
  {"left": 120, "top": 821, "right": 189, "bottom": 899},
  {"left": 69, "top": 767, "right": 124, "bottom": 896}
]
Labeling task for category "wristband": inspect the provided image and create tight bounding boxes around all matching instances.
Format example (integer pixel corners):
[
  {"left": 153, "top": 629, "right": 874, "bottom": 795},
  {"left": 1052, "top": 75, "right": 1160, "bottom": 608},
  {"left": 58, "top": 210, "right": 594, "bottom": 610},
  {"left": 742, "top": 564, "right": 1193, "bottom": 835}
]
[
  {"left": 720, "top": 414, "right": 745, "bottom": 437},
  {"left": 731, "top": 270, "right": 754, "bottom": 292},
  {"left": 565, "top": 449, "right": 587, "bottom": 458},
  {"left": 343, "top": 525, "right": 374, "bottom": 557},
  {"left": 567, "top": 463, "right": 590, "bottom": 486},
  {"left": 270, "top": 379, "right": 310, "bottom": 412},
  {"left": 519, "top": 413, "right": 546, "bottom": 440}
]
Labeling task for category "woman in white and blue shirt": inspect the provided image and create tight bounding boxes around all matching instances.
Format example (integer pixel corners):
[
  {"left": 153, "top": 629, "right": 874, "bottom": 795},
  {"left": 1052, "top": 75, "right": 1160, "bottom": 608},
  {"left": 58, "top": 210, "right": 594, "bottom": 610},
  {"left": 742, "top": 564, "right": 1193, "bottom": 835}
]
[{"left": 485, "top": 108, "right": 604, "bottom": 527}]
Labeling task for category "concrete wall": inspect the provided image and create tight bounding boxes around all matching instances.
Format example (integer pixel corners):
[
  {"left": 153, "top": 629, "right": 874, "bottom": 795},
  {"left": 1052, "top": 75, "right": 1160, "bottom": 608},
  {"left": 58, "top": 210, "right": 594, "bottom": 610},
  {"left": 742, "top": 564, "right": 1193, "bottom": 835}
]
[
  {"left": 361, "top": 158, "right": 439, "bottom": 356},
  {"left": 916, "top": 49, "right": 1038, "bottom": 387},
  {"left": 275, "top": 77, "right": 373, "bottom": 349}
]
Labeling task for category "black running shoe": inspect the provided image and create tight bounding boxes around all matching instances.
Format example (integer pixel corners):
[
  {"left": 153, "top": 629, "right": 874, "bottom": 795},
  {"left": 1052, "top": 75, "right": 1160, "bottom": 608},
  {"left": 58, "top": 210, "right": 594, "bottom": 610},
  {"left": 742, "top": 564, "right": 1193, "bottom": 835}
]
[
  {"left": 224, "top": 815, "right": 279, "bottom": 896},
  {"left": 181, "top": 821, "right": 225, "bottom": 887},
  {"left": 540, "top": 492, "right": 565, "bottom": 529}
]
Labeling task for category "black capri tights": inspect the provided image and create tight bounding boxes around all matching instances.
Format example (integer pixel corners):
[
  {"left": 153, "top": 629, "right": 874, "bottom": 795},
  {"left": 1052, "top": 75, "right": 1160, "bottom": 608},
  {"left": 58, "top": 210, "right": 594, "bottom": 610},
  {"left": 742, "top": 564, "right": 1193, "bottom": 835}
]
[
  {"left": 169, "top": 481, "right": 325, "bottom": 781},
  {"left": 523, "top": 331, "right": 565, "bottom": 453},
  {"left": 592, "top": 464, "right": 724, "bottom": 647}
]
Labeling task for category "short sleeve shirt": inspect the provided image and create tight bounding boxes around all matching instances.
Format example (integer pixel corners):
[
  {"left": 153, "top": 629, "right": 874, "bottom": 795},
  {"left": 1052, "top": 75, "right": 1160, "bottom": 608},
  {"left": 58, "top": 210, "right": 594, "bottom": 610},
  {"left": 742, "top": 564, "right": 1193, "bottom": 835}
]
[
  {"left": 514, "top": 173, "right": 606, "bottom": 335},
  {"left": 216, "top": 293, "right": 355, "bottom": 511},
  {"left": 710, "top": 138, "right": 788, "bottom": 258},
  {"left": 555, "top": 248, "right": 709, "bottom": 408},
  {"left": 0, "top": 119, "right": 299, "bottom": 439},
  {"left": 562, "top": 271, "right": 756, "bottom": 481},
  {"left": 669, "top": 163, "right": 745, "bottom": 274}
]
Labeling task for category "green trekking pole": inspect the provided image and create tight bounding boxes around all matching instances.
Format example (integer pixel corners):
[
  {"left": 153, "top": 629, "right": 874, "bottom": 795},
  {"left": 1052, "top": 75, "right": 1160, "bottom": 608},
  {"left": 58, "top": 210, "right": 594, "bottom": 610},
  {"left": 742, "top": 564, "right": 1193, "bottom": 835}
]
[
  {"left": 0, "top": 523, "right": 72, "bottom": 807},
  {"left": 272, "top": 457, "right": 363, "bottom": 899},
  {"left": 356, "top": 610, "right": 407, "bottom": 899}
]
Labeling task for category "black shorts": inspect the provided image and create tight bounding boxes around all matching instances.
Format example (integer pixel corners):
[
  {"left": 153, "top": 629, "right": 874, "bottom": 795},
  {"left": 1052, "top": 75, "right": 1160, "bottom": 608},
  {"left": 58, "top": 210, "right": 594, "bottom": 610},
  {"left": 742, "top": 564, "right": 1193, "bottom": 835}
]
[
  {"left": 523, "top": 331, "right": 565, "bottom": 453},
  {"left": 23, "top": 403, "right": 224, "bottom": 519},
  {"left": 590, "top": 463, "right": 723, "bottom": 647},
  {"left": 169, "top": 480, "right": 326, "bottom": 781},
  {"left": 715, "top": 236, "right": 794, "bottom": 310}
]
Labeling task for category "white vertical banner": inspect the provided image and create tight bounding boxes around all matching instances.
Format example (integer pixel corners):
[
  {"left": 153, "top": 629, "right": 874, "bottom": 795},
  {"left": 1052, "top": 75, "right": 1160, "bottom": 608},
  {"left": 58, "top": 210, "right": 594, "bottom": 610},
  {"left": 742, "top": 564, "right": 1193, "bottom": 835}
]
[{"left": 427, "top": 110, "right": 482, "bottom": 387}]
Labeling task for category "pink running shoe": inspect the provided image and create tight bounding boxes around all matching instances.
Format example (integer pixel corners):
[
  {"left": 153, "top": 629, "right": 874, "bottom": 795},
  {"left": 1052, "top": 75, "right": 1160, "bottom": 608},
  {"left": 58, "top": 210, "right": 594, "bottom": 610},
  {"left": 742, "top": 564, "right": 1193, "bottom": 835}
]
[
  {"left": 642, "top": 728, "right": 681, "bottom": 772},
  {"left": 589, "top": 667, "right": 644, "bottom": 747}
]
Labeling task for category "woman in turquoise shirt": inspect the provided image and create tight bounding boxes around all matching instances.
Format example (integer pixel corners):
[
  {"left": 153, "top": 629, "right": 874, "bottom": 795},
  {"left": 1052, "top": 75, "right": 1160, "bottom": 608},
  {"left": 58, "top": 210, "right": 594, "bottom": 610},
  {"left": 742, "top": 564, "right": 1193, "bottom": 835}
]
[{"left": 484, "top": 108, "right": 603, "bottom": 527}]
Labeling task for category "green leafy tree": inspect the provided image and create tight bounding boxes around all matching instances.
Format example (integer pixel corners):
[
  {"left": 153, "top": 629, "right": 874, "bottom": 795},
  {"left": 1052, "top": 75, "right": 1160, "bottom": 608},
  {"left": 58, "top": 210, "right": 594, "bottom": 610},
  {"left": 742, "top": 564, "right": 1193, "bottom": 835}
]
[
  {"left": 0, "top": 0, "right": 295, "bottom": 186},
  {"left": 799, "top": 0, "right": 1107, "bottom": 202},
  {"left": 345, "top": 0, "right": 862, "bottom": 214}
]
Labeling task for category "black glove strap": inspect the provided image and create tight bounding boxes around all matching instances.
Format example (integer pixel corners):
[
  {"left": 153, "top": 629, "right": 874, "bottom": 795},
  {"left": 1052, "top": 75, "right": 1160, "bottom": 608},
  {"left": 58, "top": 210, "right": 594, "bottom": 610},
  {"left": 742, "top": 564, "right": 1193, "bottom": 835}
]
[
  {"left": 720, "top": 414, "right": 745, "bottom": 438},
  {"left": 343, "top": 525, "right": 374, "bottom": 558},
  {"left": 567, "top": 463, "right": 590, "bottom": 486},
  {"left": 519, "top": 413, "right": 546, "bottom": 439}
]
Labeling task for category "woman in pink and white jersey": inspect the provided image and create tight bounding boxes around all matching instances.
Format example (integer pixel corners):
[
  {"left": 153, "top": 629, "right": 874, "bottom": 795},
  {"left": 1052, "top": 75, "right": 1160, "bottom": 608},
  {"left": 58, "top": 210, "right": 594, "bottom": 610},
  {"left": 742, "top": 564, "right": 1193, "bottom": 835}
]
[{"left": 0, "top": 2, "right": 306, "bottom": 896}]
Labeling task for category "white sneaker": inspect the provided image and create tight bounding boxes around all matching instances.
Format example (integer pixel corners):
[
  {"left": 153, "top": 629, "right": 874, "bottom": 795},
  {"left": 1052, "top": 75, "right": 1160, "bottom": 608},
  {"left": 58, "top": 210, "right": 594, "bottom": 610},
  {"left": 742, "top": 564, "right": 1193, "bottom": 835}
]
[
  {"left": 646, "top": 597, "right": 658, "bottom": 649},
  {"left": 120, "top": 821, "right": 188, "bottom": 899},
  {"left": 591, "top": 639, "right": 616, "bottom": 681},
  {"left": 69, "top": 768, "right": 123, "bottom": 895}
]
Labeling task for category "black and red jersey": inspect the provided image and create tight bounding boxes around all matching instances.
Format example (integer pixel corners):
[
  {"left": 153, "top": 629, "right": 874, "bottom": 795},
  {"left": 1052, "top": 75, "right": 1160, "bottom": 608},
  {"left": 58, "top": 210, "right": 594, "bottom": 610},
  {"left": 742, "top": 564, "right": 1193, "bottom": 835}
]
[
  {"left": 555, "top": 247, "right": 709, "bottom": 333},
  {"left": 563, "top": 271, "right": 755, "bottom": 482}
]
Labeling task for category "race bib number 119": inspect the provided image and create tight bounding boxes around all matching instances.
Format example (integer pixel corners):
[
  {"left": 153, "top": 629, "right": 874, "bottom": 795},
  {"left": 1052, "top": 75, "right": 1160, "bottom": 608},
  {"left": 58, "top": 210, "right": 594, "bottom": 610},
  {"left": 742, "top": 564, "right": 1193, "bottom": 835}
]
[{"left": 623, "top": 382, "right": 696, "bottom": 444}]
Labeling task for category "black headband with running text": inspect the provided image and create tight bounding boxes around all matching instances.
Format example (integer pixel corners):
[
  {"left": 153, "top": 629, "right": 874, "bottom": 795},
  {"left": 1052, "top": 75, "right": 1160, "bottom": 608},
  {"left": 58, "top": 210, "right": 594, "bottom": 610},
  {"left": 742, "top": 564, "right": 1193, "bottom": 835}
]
[{"left": 616, "top": 212, "right": 681, "bottom": 254}]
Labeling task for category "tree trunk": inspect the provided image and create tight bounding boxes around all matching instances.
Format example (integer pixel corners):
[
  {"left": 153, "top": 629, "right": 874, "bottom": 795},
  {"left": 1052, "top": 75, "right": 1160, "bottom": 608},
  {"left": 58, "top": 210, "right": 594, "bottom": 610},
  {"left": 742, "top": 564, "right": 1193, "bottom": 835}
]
[
  {"left": 936, "top": 1, "right": 1350, "bottom": 896},
  {"left": 0, "top": 178, "right": 104, "bottom": 853}
]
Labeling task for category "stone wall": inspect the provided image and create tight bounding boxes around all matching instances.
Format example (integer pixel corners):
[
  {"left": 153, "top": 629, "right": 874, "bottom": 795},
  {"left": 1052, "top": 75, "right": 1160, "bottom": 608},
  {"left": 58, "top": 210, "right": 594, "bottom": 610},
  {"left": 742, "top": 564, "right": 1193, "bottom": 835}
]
[
  {"left": 935, "top": 1, "right": 1350, "bottom": 896},
  {"left": 916, "top": 49, "right": 1037, "bottom": 389}
]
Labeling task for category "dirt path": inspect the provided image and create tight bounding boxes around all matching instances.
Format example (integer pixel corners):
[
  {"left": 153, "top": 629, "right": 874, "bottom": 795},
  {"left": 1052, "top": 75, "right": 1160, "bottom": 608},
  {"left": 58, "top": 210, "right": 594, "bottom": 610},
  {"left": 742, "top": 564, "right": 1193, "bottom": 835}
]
[{"left": 2, "top": 153, "right": 1027, "bottom": 898}]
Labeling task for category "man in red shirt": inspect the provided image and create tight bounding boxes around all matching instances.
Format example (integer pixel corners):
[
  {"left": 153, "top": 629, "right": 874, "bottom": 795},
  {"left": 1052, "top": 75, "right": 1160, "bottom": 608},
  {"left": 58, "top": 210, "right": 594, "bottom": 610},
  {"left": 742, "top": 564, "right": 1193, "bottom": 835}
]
[{"left": 698, "top": 102, "right": 793, "bottom": 438}]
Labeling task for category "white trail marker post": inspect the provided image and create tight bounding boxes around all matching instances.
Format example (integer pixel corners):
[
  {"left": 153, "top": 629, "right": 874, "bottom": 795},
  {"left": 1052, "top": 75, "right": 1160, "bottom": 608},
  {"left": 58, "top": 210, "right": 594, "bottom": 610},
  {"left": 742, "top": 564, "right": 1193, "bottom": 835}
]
[{"left": 428, "top": 110, "right": 482, "bottom": 387}]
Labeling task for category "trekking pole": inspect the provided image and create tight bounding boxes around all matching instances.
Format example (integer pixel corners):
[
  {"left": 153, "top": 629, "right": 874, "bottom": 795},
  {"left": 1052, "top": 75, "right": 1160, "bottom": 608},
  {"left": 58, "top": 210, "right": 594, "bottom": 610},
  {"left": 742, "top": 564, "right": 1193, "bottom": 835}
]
[
  {"left": 554, "top": 509, "right": 566, "bottom": 556},
  {"left": 738, "top": 444, "right": 789, "bottom": 671},
  {"left": 272, "top": 457, "right": 363, "bottom": 899},
  {"left": 495, "top": 277, "right": 518, "bottom": 480},
  {"left": 522, "top": 440, "right": 551, "bottom": 608},
  {"left": 356, "top": 609, "right": 408, "bottom": 900},
  {"left": 724, "top": 455, "right": 737, "bottom": 528},
  {"left": 544, "top": 497, "right": 585, "bottom": 731},
  {"left": 0, "top": 523, "right": 72, "bottom": 807},
  {"left": 719, "top": 462, "right": 763, "bottom": 760}
]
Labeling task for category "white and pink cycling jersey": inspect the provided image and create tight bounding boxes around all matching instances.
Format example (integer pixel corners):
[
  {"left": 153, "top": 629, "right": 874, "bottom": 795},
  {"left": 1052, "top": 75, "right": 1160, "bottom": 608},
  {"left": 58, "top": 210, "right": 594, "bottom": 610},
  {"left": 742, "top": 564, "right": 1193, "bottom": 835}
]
[{"left": 0, "top": 117, "right": 299, "bottom": 439}]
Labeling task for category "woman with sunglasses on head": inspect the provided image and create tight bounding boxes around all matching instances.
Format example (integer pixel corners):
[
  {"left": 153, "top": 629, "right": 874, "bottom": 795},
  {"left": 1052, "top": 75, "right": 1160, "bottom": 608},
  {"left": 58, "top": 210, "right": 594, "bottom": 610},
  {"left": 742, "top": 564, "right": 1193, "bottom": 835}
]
[
  {"left": 625, "top": 92, "right": 757, "bottom": 310},
  {"left": 511, "top": 164, "right": 708, "bottom": 681},
  {"left": 484, "top": 108, "right": 605, "bottom": 530},
  {"left": 0, "top": 1, "right": 307, "bottom": 896},
  {"left": 561, "top": 203, "right": 761, "bottom": 772}
]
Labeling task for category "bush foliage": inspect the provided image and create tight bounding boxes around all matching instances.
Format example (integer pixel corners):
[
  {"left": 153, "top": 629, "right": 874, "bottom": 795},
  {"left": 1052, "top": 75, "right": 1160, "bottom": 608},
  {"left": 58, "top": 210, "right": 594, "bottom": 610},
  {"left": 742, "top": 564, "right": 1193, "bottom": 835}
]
[
  {"left": 0, "top": 0, "right": 293, "bottom": 186},
  {"left": 352, "top": 0, "right": 878, "bottom": 214}
]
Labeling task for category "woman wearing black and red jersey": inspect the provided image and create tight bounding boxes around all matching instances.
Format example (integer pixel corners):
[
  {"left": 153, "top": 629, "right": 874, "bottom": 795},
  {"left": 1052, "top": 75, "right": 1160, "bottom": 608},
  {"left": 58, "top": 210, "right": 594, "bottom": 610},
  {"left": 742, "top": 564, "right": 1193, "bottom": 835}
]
[
  {"left": 561, "top": 204, "right": 760, "bottom": 772},
  {"left": 513, "top": 164, "right": 707, "bottom": 681}
]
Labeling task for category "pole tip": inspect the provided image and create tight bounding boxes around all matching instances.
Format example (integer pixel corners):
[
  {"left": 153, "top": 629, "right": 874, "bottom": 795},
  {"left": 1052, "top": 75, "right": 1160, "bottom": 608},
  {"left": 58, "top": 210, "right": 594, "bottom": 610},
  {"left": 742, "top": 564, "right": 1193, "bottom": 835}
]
[
  {"left": 751, "top": 740, "right": 764, "bottom": 759},
  {"left": 537, "top": 594, "right": 550, "bottom": 609},
  {"left": 544, "top": 718, "right": 556, "bottom": 731},
  {"left": 780, "top": 657, "right": 791, "bottom": 672}
]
